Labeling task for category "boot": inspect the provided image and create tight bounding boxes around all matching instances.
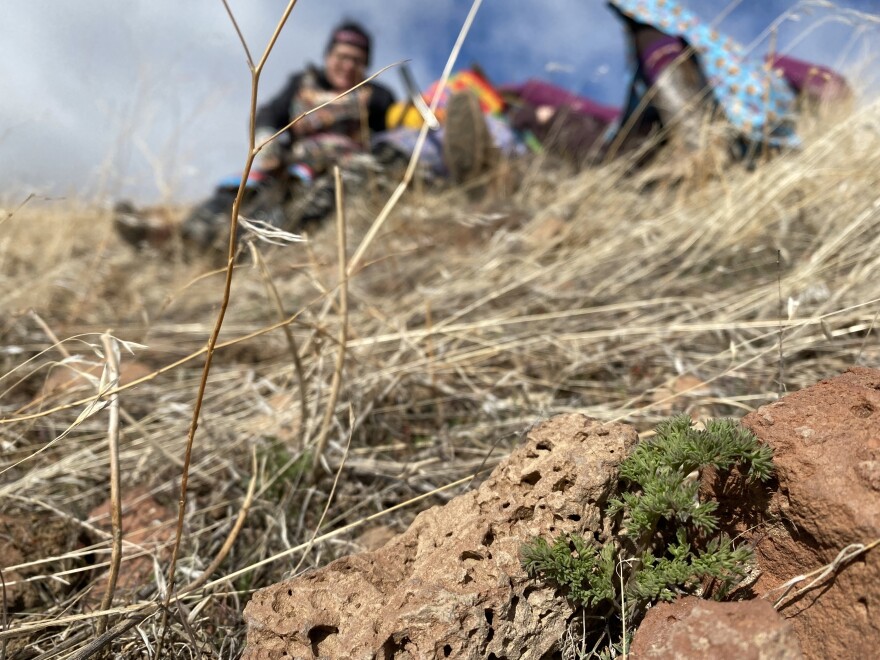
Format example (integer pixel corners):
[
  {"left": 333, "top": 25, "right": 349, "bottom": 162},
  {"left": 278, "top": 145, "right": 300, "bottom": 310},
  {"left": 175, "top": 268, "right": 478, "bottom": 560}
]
[
  {"left": 113, "top": 201, "right": 174, "bottom": 249},
  {"left": 442, "top": 90, "right": 494, "bottom": 193},
  {"left": 180, "top": 187, "right": 238, "bottom": 251},
  {"left": 286, "top": 176, "right": 336, "bottom": 230},
  {"left": 630, "top": 22, "right": 711, "bottom": 153}
]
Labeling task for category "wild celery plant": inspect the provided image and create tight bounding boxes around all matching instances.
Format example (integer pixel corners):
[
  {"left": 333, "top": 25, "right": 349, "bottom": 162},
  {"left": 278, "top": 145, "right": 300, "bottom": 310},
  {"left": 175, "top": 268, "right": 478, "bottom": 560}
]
[{"left": 521, "top": 415, "right": 773, "bottom": 627}]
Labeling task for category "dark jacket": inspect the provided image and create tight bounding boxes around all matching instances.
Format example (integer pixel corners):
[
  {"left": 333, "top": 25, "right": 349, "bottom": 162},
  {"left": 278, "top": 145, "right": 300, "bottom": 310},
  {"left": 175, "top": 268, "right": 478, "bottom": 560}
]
[{"left": 255, "top": 67, "right": 395, "bottom": 145}]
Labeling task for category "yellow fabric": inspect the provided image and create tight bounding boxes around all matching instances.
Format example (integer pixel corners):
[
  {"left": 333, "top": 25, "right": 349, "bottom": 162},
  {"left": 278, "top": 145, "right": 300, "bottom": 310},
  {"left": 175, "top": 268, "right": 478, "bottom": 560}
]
[
  {"left": 387, "top": 102, "right": 447, "bottom": 129},
  {"left": 386, "top": 69, "right": 503, "bottom": 130},
  {"left": 387, "top": 103, "right": 424, "bottom": 129}
]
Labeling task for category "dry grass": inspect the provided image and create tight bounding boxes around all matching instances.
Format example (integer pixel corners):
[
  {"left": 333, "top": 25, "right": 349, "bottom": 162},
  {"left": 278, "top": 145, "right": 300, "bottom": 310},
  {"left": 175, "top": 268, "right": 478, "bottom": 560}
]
[{"left": 3, "top": 34, "right": 880, "bottom": 660}]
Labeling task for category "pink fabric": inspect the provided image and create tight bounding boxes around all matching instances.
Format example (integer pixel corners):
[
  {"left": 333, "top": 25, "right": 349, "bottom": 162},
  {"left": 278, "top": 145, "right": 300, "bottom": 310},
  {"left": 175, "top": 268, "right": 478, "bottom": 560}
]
[
  {"left": 331, "top": 29, "right": 369, "bottom": 53},
  {"left": 767, "top": 55, "right": 852, "bottom": 102},
  {"left": 640, "top": 35, "right": 687, "bottom": 84},
  {"left": 499, "top": 80, "right": 620, "bottom": 124}
]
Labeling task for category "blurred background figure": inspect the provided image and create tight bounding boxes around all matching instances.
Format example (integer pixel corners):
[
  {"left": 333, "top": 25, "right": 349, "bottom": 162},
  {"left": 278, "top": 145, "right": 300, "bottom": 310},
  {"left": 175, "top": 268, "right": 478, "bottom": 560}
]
[
  {"left": 371, "top": 0, "right": 854, "bottom": 195},
  {"left": 115, "top": 19, "right": 395, "bottom": 253},
  {"left": 602, "top": 0, "right": 851, "bottom": 166}
]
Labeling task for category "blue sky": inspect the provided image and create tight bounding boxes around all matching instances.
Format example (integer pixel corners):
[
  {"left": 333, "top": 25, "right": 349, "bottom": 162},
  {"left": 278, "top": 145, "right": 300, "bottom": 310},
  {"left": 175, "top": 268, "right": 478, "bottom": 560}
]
[
  {"left": 453, "top": 0, "right": 880, "bottom": 102},
  {"left": 1, "top": 1, "right": 878, "bottom": 204}
]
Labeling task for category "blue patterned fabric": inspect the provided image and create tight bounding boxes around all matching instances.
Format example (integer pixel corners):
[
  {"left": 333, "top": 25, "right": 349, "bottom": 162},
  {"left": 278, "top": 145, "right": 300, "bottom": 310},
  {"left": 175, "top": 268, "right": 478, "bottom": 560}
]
[{"left": 609, "top": 0, "right": 799, "bottom": 147}]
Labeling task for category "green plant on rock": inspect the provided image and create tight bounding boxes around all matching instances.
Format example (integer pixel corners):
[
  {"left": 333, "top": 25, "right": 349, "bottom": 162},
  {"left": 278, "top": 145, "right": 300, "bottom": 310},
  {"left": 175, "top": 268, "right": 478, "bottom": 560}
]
[
  {"left": 521, "top": 535, "right": 617, "bottom": 609},
  {"left": 521, "top": 414, "right": 774, "bottom": 654}
]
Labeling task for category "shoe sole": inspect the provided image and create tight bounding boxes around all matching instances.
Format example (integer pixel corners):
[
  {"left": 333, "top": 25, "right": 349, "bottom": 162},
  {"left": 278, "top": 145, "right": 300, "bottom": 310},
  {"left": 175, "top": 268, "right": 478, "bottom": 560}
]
[{"left": 443, "top": 90, "right": 492, "bottom": 186}]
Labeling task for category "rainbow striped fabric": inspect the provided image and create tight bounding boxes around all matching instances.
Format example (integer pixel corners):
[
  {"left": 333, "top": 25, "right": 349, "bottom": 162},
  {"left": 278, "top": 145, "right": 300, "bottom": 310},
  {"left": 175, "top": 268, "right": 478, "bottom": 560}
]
[{"left": 424, "top": 70, "right": 506, "bottom": 116}]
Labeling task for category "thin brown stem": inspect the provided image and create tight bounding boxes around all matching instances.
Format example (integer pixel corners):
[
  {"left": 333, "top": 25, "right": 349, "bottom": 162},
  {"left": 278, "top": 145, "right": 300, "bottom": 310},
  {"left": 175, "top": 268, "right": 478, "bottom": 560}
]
[
  {"left": 311, "top": 167, "right": 349, "bottom": 479},
  {"left": 220, "top": 0, "right": 255, "bottom": 70},
  {"left": 255, "top": 0, "right": 299, "bottom": 72},
  {"left": 249, "top": 242, "right": 310, "bottom": 434},
  {"left": 96, "top": 333, "right": 122, "bottom": 638},
  {"left": 0, "top": 568, "right": 7, "bottom": 660},
  {"left": 156, "top": 1, "right": 302, "bottom": 652}
]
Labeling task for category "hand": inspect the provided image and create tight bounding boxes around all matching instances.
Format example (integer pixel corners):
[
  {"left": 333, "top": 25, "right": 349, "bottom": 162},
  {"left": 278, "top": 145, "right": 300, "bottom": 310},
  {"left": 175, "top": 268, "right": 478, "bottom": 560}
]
[
  {"left": 254, "top": 129, "right": 283, "bottom": 171},
  {"left": 535, "top": 105, "right": 556, "bottom": 124},
  {"left": 254, "top": 148, "right": 282, "bottom": 172}
]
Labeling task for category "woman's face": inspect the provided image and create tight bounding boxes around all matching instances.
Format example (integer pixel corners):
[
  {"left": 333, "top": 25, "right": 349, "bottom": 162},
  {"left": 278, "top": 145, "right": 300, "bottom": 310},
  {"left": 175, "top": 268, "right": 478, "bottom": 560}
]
[{"left": 325, "top": 43, "right": 368, "bottom": 92}]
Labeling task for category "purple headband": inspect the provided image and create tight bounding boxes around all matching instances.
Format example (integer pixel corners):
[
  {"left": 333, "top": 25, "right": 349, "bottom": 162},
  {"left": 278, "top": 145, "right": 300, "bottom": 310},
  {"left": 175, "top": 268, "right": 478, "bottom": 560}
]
[{"left": 332, "top": 30, "right": 369, "bottom": 52}]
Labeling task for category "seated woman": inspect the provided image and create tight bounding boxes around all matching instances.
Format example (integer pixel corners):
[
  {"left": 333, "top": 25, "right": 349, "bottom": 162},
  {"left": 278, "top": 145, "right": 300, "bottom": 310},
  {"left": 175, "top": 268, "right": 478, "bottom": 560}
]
[{"left": 116, "top": 20, "right": 395, "bottom": 253}]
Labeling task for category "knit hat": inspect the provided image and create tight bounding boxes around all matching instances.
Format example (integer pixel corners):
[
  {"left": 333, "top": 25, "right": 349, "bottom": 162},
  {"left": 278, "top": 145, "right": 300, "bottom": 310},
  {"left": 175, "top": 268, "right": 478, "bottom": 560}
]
[{"left": 326, "top": 21, "right": 371, "bottom": 66}]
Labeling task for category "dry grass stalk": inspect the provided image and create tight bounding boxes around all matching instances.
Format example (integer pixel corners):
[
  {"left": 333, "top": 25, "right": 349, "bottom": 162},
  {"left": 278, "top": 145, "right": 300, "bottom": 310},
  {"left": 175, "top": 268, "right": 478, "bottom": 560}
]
[
  {"left": 1, "top": 569, "right": 7, "bottom": 660},
  {"left": 96, "top": 333, "right": 122, "bottom": 638},
  {"left": 311, "top": 167, "right": 350, "bottom": 479},
  {"left": 156, "top": 1, "right": 303, "bottom": 653},
  {"left": 769, "top": 535, "right": 880, "bottom": 609},
  {"left": 248, "top": 241, "right": 309, "bottom": 436}
]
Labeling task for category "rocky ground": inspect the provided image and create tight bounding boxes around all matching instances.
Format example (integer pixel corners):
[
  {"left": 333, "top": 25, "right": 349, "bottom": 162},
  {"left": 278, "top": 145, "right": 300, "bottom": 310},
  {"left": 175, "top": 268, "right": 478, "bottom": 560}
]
[{"left": 239, "top": 368, "right": 880, "bottom": 659}]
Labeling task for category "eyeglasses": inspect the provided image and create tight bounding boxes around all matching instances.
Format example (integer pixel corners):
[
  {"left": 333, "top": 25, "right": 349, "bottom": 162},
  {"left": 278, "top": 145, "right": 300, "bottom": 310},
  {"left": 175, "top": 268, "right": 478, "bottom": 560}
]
[{"left": 329, "top": 50, "right": 367, "bottom": 68}]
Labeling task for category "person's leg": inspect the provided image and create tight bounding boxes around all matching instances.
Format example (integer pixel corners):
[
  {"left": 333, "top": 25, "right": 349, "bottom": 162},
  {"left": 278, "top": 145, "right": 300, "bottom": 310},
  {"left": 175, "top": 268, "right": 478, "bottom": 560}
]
[
  {"left": 179, "top": 186, "right": 239, "bottom": 251},
  {"left": 372, "top": 127, "right": 446, "bottom": 182},
  {"left": 285, "top": 134, "right": 368, "bottom": 226},
  {"left": 178, "top": 167, "right": 295, "bottom": 254},
  {"left": 629, "top": 21, "right": 709, "bottom": 153}
]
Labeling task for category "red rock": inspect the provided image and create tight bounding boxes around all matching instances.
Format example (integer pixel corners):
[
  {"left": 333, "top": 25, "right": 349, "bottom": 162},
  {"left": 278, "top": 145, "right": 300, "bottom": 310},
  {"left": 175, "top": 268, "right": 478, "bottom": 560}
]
[
  {"left": 0, "top": 513, "right": 84, "bottom": 611},
  {"left": 629, "top": 597, "right": 802, "bottom": 659},
  {"left": 740, "top": 367, "right": 880, "bottom": 659}
]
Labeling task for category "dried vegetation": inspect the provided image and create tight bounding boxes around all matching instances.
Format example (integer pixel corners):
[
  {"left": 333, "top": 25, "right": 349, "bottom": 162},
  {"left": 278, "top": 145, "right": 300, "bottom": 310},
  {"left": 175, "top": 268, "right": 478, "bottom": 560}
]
[{"left": 2, "top": 42, "right": 880, "bottom": 660}]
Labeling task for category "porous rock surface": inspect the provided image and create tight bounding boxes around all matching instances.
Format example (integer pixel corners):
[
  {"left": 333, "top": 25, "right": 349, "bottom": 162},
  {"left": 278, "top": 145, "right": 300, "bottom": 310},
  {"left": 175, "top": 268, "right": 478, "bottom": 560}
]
[
  {"left": 738, "top": 367, "right": 880, "bottom": 659},
  {"left": 243, "top": 413, "right": 638, "bottom": 659},
  {"left": 629, "top": 597, "right": 802, "bottom": 659}
]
